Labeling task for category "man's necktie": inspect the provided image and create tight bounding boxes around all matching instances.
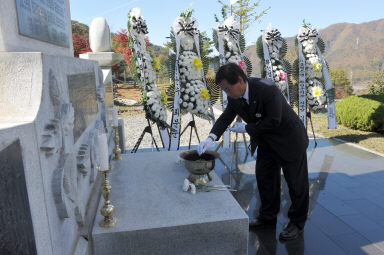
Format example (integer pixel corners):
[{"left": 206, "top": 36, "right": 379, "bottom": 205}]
[{"left": 240, "top": 97, "right": 248, "bottom": 107}]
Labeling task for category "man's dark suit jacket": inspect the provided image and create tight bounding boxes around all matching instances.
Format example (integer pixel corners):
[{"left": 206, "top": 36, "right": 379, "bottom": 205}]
[{"left": 210, "top": 77, "right": 308, "bottom": 161}]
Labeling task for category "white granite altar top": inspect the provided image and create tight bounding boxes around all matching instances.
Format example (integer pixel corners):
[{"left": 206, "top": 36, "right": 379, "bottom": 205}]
[{"left": 93, "top": 150, "right": 248, "bottom": 234}]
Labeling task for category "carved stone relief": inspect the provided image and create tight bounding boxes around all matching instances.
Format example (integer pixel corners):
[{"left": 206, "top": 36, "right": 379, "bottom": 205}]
[
  {"left": 46, "top": 70, "right": 85, "bottom": 223},
  {"left": 52, "top": 152, "right": 71, "bottom": 218},
  {"left": 40, "top": 119, "right": 62, "bottom": 157},
  {"left": 76, "top": 144, "right": 89, "bottom": 175},
  {"left": 74, "top": 206, "right": 84, "bottom": 226},
  {"left": 88, "top": 131, "right": 97, "bottom": 183},
  {"left": 61, "top": 104, "right": 74, "bottom": 138},
  {"left": 40, "top": 70, "right": 65, "bottom": 156},
  {"left": 49, "top": 69, "right": 62, "bottom": 118}
]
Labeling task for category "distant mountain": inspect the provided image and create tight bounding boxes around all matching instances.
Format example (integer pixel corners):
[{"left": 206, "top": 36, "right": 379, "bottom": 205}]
[{"left": 244, "top": 19, "right": 384, "bottom": 89}]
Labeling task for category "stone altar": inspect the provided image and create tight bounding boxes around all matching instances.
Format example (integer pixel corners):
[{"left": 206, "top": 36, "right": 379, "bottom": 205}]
[{"left": 92, "top": 151, "right": 249, "bottom": 255}]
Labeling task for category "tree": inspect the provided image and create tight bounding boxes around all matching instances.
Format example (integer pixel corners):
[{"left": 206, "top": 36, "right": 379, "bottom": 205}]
[
  {"left": 368, "top": 70, "right": 384, "bottom": 95},
  {"left": 200, "top": 31, "right": 214, "bottom": 57},
  {"left": 71, "top": 20, "right": 91, "bottom": 57},
  {"left": 214, "top": 0, "right": 270, "bottom": 33},
  {"left": 156, "top": 54, "right": 169, "bottom": 83},
  {"left": 330, "top": 68, "right": 353, "bottom": 98},
  {"left": 112, "top": 29, "right": 132, "bottom": 79},
  {"left": 72, "top": 34, "right": 91, "bottom": 57},
  {"left": 71, "top": 20, "right": 89, "bottom": 36}
]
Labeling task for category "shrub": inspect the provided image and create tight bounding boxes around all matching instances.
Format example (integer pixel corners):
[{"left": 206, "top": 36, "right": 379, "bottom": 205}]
[{"left": 336, "top": 94, "right": 384, "bottom": 132}]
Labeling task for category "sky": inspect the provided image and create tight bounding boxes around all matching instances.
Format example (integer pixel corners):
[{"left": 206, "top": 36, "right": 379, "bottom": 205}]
[{"left": 69, "top": 0, "right": 384, "bottom": 46}]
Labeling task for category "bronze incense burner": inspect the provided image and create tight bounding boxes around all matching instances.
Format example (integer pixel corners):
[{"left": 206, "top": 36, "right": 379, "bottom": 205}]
[{"left": 179, "top": 150, "right": 220, "bottom": 184}]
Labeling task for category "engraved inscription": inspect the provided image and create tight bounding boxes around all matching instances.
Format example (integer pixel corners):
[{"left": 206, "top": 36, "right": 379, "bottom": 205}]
[
  {"left": 0, "top": 140, "right": 37, "bottom": 254},
  {"left": 15, "top": 0, "right": 70, "bottom": 48},
  {"left": 67, "top": 72, "right": 98, "bottom": 143}
]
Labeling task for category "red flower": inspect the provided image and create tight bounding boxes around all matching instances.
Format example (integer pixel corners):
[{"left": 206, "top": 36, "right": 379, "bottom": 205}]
[
  {"left": 279, "top": 71, "right": 287, "bottom": 82},
  {"left": 238, "top": 61, "right": 246, "bottom": 71}
]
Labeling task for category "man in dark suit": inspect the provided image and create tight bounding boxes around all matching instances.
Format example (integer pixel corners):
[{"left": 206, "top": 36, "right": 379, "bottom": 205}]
[{"left": 198, "top": 63, "right": 309, "bottom": 241}]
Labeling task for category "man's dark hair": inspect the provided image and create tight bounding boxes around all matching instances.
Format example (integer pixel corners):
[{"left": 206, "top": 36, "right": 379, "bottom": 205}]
[{"left": 215, "top": 62, "right": 248, "bottom": 85}]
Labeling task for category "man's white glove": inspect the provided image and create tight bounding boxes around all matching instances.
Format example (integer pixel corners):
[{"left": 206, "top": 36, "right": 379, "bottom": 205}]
[
  {"left": 197, "top": 136, "right": 214, "bottom": 155},
  {"left": 229, "top": 122, "right": 247, "bottom": 133}
]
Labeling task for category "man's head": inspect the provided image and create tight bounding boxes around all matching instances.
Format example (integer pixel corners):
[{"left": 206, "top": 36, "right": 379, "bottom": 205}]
[{"left": 215, "top": 63, "right": 247, "bottom": 99}]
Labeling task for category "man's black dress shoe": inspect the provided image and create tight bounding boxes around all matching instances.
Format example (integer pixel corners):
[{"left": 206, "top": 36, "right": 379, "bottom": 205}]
[
  {"left": 279, "top": 222, "right": 304, "bottom": 241},
  {"left": 249, "top": 219, "right": 276, "bottom": 229}
]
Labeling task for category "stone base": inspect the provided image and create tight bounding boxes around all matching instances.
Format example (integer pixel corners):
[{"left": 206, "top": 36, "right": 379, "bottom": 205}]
[
  {"left": 79, "top": 52, "right": 123, "bottom": 67},
  {"left": 0, "top": 52, "right": 107, "bottom": 255},
  {"left": 92, "top": 151, "right": 248, "bottom": 255}
]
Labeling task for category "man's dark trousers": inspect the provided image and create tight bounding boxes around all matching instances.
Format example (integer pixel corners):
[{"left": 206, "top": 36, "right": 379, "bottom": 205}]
[{"left": 256, "top": 145, "right": 309, "bottom": 229}]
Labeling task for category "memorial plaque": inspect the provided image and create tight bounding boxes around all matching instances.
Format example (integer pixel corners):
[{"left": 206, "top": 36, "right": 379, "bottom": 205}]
[
  {"left": 15, "top": 0, "right": 70, "bottom": 48},
  {"left": 68, "top": 72, "right": 98, "bottom": 143},
  {"left": 105, "top": 81, "right": 113, "bottom": 121},
  {"left": 0, "top": 140, "right": 37, "bottom": 255}
]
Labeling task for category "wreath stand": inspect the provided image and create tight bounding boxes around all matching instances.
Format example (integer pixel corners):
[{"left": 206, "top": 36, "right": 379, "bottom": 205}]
[
  {"left": 307, "top": 110, "right": 318, "bottom": 148},
  {"left": 180, "top": 114, "right": 200, "bottom": 150},
  {"left": 131, "top": 119, "right": 160, "bottom": 153},
  {"left": 215, "top": 116, "right": 249, "bottom": 156},
  {"left": 213, "top": 116, "right": 250, "bottom": 187}
]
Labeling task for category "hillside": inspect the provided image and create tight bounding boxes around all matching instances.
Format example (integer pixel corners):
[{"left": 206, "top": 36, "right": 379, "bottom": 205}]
[
  {"left": 244, "top": 19, "right": 384, "bottom": 89},
  {"left": 72, "top": 18, "right": 384, "bottom": 90}
]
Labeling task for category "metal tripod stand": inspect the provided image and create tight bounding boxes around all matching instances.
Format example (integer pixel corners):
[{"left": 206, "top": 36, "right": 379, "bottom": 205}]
[
  {"left": 131, "top": 119, "right": 160, "bottom": 153},
  {"left": 180, "top": 115, "right": 200, "bottom": 150}
]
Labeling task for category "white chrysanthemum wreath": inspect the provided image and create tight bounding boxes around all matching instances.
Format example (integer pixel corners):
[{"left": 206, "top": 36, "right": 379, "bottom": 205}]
[
  {"left": 168, "top": 9, "right": 213, "bottom": 120},
  {"left": 297, "top": 25, "right": 327, "bottom": 112},
  {"left": 129, "top": 8, "right": 169, "bottom": 127}
]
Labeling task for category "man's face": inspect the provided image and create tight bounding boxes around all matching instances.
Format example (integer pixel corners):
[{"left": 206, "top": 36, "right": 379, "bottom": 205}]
[{"left": 219, "top": 77, "right": 246, "bottom": 99}]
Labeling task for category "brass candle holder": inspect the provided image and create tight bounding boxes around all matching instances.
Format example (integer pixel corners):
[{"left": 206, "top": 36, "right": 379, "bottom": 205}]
[
  {"left": 112, "top": 125, "right": 122, "bottom": 160},
  {"left": 98, "top": 166, "right": 117, "bottom": 227}
]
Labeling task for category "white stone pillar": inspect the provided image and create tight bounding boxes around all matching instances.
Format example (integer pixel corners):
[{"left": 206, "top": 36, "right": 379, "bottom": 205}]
[{"left": 80, "top": 18, "right": 124, "bottom": 142}]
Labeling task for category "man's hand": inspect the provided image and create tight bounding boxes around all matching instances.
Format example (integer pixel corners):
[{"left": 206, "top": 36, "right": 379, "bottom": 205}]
[
  {"left": 229, "top": 122, "right": 247, "bottom": 133},
  {"left": 197, "top": 136, "right": 214, "bottom": 155}
]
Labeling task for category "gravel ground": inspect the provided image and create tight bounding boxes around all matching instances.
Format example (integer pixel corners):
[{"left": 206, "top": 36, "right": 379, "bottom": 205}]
[
  {"left": 121, "top": 104, "right": 250, "bottom": 152},
  {"left": 123, "top": 110, "right": 213, "bottom": 151}
]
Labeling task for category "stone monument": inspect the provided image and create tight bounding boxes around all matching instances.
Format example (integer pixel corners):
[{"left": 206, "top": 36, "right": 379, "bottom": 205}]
[{"left": 0, "top": 1, "right": 113, "bottom": 254}]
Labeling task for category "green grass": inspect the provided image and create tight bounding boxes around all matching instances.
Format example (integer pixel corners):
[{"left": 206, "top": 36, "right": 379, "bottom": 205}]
[{"left": 311, "top": 113, "right": 384, "bottom": 154}]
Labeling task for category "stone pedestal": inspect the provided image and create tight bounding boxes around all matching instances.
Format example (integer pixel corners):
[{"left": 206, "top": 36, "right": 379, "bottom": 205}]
[
  {"left": 0, "top": 52, "right": 109, "bottom": 255},
  {"left": 92, "top": 151, "right": 248, "bottom": 255},
  {"left": 80, "top": 52, "right": 123, "bottom": 67}
]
